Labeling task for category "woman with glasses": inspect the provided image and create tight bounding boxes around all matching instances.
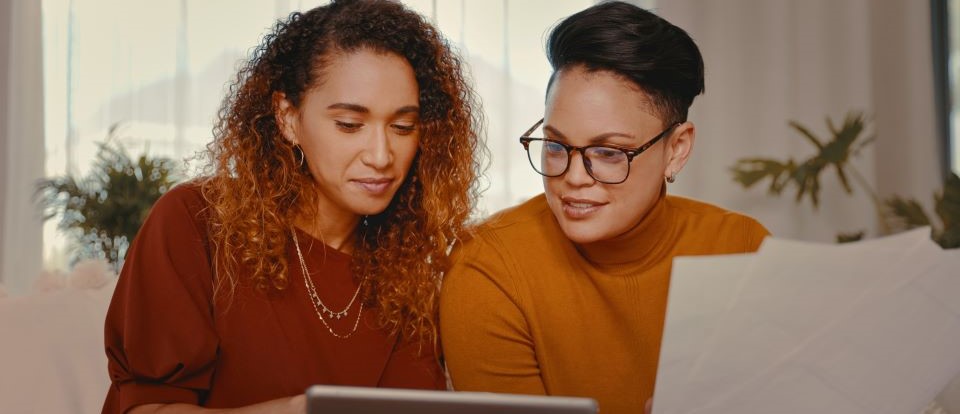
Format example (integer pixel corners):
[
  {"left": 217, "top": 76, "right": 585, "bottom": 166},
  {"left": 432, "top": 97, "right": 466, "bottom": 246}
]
[
  {"left": 440, "top": 2, "right": 768, "bottom": 413},
  {"left": 102, "top": 1, "right": 482, "bottom": 413}
]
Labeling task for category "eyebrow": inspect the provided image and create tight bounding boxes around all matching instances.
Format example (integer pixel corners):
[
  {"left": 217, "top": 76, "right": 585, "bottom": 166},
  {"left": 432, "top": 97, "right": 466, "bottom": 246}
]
[
  {"left": 543, "top": 125, "right": 636, "bottom": 144},
  {"left": 394, "top": 105, "right": 420, "bottom": 116},
  {"left": 327, "top": 103, "right": 420, "bottom": 116}
]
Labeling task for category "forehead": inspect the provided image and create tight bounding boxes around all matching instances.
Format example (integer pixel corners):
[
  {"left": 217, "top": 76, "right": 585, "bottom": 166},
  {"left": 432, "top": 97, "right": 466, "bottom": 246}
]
[
  {"left": 305, "top": 49, "right": 419, "bottom": 109},
  {"left": 544, "top": 67, "right": 663, "bottom": 137}
]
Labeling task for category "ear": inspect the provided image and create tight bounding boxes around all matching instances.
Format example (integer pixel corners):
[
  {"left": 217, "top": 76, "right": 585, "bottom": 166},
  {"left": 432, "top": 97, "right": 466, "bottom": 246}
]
[
  {"left": 663, "top": 121, "right": 695, "bottom": 180},
  {"left": 273, "top": 92, "right": 298, "bottom": 145}
]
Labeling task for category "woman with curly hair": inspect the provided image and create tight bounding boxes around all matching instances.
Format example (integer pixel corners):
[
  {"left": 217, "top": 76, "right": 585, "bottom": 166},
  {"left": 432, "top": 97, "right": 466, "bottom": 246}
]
[{"left": 102, "top": 1, "right": 482, "bottom": 412}]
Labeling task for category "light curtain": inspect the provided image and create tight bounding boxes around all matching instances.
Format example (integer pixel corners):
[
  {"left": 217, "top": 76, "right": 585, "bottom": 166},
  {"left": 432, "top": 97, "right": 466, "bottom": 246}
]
[
  {"left": 657, "top": 0, "right": 942, "bottom": 242},
  {"left": 1, "top": 0, "right": 45, "bottom": 293}
]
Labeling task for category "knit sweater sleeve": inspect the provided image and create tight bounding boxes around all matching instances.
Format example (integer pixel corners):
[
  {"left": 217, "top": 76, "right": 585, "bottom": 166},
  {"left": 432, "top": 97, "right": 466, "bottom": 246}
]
[{"left": 439, "top": 232, "right": 546, "bottom": 394}]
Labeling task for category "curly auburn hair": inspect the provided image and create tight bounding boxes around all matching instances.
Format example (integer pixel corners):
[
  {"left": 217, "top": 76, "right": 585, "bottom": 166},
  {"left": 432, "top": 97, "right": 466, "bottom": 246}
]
[{"left": 200, "top": 0, "right": 483, "bottom": 343}]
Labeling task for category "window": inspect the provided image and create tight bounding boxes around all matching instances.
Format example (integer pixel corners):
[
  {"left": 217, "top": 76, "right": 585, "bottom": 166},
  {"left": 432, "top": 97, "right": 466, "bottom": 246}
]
[
  {"left": 951, "top": 0, "right": 960, "bottom": 175},
  {"left": 40, "top": 0, "right": 621, "bottom": 270},
  {"left": 936, "top": 0, "right": 960, "bottom": 176}
]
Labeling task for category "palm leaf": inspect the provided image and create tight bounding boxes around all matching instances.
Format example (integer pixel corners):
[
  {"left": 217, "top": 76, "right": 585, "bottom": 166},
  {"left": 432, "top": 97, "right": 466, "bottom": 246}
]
[
  {"left": 788, "top": 121, "right": 824, "bottom": 150},
  {"left": 730, "top": 159, "right": 796, "bottom": 195},
  {"left": 836, "top": 231, "right": 865, "bottom": 244},
  {"left": 833, "top": 165, "right": 854, "bottom": 194},
  {"left": 789, "top": 159, "right": 826, "bottom": 208},
  {"left": 885, "top": 196, "right": 932, "bottom": 231},
  {"left": 850, "top": 134, "right": 876, "bottom": 157},
  {"left": 732, "top": 112, "right": 873, "bottom": 210},
  {"left": 732, "top": 111, "right": 960, "bottom": 248},
  {"left": 818, "top": 112, "right": 865, "bottom": 165}
]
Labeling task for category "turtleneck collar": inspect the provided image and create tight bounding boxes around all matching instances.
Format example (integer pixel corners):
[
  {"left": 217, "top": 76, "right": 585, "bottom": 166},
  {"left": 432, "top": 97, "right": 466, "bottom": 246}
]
[{"left": 573, "top": 184, "right": 677, "bottom": 268}]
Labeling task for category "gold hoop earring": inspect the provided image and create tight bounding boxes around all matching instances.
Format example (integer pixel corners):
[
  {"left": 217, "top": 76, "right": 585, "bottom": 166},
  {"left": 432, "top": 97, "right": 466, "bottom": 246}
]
[{"left": 294, "top": 145, "right": 305, "bottom": 168}]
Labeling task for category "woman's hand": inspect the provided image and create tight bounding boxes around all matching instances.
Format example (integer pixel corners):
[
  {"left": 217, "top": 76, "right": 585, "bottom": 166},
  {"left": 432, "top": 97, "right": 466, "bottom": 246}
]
[
  {"left": 128, "top": 394, "right": 306, "bottom": 414},
  {"left": 284, "top": 394, "right": 307, "bottom": 414}
]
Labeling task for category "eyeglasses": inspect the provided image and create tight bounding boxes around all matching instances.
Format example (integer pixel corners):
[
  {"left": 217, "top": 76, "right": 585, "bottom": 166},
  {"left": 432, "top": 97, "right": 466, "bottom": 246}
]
[{"left": 519, "top": 119, "right": 679, "bottom": 184}]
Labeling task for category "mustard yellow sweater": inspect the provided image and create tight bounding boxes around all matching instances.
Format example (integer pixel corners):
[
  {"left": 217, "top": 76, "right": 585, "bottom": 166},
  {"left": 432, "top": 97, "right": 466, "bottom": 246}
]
[{"left": 440, "top": 191, "right": 769, "bottom": 413}]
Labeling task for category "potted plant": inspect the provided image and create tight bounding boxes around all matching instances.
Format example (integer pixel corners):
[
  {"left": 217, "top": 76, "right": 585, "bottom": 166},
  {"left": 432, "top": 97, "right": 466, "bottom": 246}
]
[
  {"left": 730, "top": 111, "right": 959, "bottom": 248},
  {"left": 35, "top": 130, "right": 181, "bottom": 271}
]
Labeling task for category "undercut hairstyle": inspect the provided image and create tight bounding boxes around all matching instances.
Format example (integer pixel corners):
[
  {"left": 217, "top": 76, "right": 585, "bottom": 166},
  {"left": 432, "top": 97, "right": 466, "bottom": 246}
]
[{"left": 546, "top": 1, "right": 705, "bottom": 125}]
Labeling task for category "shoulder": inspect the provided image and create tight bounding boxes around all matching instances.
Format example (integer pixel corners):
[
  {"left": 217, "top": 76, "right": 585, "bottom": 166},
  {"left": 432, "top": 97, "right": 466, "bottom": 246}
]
[
  {"left": 458, "top": 194, "right": 554, "bottom": 256},
  {"left": 666, "top": 195, "right": 762, "bottom": 225},
  {"left": 666, "top": 195, "right": 769, "bottom": 252},
  {"left": 478, "top": 194, "right": 552, "bottom": 233},
  {"left": 153, "top": 180, "right": 207, "bottom": 212},
  {"left": 142, "top": 180, "right": 212, "bottom": 238},
  {"left": 445, "top": 194, "right": 556, "bottom": 289},
  {"left": 150, "top": 180, "right": 210, "bottom": 218}
]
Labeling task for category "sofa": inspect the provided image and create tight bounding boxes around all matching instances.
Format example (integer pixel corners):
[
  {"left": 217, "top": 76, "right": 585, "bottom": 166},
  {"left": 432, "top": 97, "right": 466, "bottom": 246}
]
[{"left": 0, "top": 259, "right": 958, "bottom": 414}]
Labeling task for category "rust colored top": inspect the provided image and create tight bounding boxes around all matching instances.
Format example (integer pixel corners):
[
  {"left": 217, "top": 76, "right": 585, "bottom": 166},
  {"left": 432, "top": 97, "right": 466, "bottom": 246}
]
[{"left": 103, "top": 184, "right": 443, "bottom": 413}]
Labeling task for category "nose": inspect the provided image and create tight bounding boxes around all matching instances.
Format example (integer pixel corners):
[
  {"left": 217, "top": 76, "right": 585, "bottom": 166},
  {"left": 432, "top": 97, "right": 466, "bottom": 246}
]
[
  {"left": 361, "top": 127, "right": 394, "bottom": 170},
  {"left": 563, "top": 150, "right": 595, "bottom": 187}
]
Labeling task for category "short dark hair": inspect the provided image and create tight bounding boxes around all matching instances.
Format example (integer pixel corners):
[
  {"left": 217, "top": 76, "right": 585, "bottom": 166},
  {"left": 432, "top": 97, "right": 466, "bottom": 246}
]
[{"left": 546, "top": 1, "right": 705, "bottom": 125}]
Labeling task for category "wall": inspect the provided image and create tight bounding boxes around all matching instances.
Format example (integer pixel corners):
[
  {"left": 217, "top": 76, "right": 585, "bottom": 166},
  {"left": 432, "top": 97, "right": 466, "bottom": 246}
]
[{"left": 658, "top": 0, "right": 941, "bottom": 242}]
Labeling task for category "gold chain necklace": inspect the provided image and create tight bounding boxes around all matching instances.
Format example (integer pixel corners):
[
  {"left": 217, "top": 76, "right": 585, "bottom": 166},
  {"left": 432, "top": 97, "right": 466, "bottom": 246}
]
[{"left": 292, "top": 230, "right": 364, "bottom": 339}]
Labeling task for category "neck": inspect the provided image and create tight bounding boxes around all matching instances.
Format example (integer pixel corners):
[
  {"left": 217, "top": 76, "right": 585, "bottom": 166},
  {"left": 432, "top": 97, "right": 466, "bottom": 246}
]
[
  {"left": 574, "top": 184, "right": 675, "bottom": 267},
  {"left": 294, "top": 201, "right": 361, "bottom": 253}
]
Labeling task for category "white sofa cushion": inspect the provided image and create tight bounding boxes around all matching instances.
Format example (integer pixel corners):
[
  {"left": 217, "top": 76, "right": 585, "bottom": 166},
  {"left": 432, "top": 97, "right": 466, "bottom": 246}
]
[{"left": 0, "top": 275, "right": 115, "bottom": 413}]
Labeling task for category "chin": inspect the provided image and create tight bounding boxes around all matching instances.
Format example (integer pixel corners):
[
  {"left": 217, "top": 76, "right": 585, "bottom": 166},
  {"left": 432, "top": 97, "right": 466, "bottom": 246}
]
[
  {"left": 354, "top": 203, "right": 392, "bottom": 217},
  {"left": 347, "top": 191, "right": 400, "bottom": 217},
  {"left": 545, "top": 199, "right": 608, "bottom": 244},
  {"left": 556, "top": 218, "right": 612, "bottom": 245}
]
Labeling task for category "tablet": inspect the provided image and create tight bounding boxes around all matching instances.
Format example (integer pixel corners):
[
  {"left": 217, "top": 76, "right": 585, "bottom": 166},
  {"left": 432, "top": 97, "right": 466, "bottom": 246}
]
[{"left": 305, "top": 385, "right": 599, "bottom": 414}]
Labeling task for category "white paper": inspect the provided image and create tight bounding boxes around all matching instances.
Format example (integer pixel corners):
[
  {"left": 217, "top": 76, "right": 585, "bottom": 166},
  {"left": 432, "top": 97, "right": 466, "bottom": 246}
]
[{"left": 654, "top": 229, "right": 960, "bottom": 414}]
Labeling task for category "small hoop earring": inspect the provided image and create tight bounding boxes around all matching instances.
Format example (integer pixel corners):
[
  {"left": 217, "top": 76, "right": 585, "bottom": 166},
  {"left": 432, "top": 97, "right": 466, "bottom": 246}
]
[
  {"left": 666, "top": 172, "right": 677, "bottom": 183},
  {"left": 294, "top": 145, "right": 305, "bottom": 168}
]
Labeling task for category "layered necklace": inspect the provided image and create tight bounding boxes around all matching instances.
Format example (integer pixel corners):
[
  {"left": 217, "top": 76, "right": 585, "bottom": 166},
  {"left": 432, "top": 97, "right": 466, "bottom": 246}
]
[{"left": 291, "top": 229, "right": 364, "bottom": 339}]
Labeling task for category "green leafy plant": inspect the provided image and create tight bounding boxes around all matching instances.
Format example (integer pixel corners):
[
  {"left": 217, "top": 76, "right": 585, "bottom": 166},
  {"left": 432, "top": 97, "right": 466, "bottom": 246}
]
[
  {"left": 730, "top": 111, "right": 959, "bottom": 248},
  {"left": 885, "top": 173, "right": 960, "bottom": 248},
  {"left": 36, "top": 135, "right": 181, "bottom": 269}
]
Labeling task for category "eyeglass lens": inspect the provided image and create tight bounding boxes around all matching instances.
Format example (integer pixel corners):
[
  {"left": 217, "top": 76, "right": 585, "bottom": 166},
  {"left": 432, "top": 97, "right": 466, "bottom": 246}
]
[{"left": 525, "top": 139, "right": 630, "bottom": 183}]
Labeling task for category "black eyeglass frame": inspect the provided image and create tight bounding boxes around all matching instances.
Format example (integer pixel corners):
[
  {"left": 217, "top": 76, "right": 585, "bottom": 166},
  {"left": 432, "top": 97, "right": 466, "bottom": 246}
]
[{"left": 518, "top": 118, "right": 680, "bottom": 184}]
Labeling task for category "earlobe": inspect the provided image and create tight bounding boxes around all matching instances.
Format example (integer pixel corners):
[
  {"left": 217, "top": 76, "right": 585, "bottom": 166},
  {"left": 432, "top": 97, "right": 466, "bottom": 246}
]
[
  {"left": 273, "top": 92, "right": 298, "bottom": 144},
  {"left": 664, "top": 122, "right": 695, "bottom": 181}
]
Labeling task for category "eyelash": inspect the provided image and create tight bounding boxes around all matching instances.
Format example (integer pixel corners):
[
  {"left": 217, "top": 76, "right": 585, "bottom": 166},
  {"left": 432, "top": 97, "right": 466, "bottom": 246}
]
[
  {"left": 334, "top": 121, "right": 417, "bottom": 135},
  {"left": 392, "top": 124, "right": 417, "bottom": 135},
  {"left": 335, "top": 121, "right": 362, "bottom": 132}
]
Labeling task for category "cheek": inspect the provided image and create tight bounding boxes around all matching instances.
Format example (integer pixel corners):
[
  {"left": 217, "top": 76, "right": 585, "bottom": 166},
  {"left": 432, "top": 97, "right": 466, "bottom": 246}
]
[
  {"left": 298, "top": 123, "right": 335, "bottom": 160},
  {"left": 543, "top": 176, "right": 562, "bottom": 198},
  {"left": 610, "top": 185, "right": 642, "bottom": 209},
  {"left": 397, "top": 137, "right": 421, "bottom": 168},
  {"left": 303, "top": 143, "right": 352, "bottom": 182},
  {"left": 609, "top": 172, "right": 661, "bottom": 212},
  {"left": 633, "top": 152, "right": 667, "bottom": 177},
  {"left": 622, "top": 155, "right": 668, "bottom": 192}
]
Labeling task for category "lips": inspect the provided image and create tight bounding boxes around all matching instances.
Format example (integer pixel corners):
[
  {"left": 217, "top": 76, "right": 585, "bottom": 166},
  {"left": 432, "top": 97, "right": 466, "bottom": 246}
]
[
  {"left": 353, "top": 177, "right": 394, "bottom": 195},
  {"left": 560, "top": 196, "right": 607, "bottom": 219}
]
